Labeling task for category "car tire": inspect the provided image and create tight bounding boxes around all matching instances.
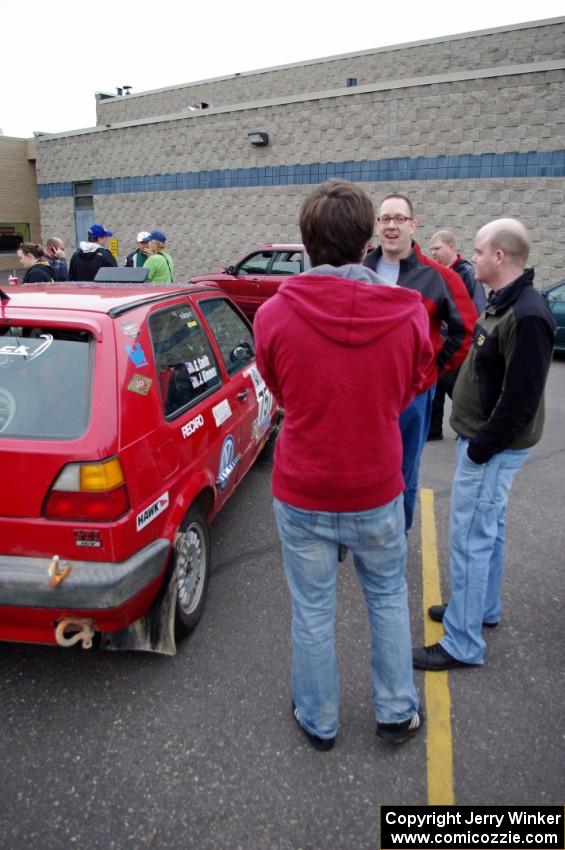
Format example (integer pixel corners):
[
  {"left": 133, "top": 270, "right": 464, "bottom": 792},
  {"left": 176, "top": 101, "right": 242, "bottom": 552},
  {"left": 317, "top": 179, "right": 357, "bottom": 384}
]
[{"left": 174, "top": 504, "right": 211, "bottom": 636}]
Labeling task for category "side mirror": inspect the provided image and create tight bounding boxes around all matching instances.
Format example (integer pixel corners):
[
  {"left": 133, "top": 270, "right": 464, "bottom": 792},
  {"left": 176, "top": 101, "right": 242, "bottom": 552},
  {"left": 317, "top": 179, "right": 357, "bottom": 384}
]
[{"left": 226, "top": 265, "right": 237, "bottom": 275}]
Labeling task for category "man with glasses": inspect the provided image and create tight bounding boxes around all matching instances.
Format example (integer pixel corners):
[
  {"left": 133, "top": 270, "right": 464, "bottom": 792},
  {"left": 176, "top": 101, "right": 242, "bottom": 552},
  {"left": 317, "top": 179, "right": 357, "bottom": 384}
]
[{"left": 364, "top": 194, "right": 477, "bottom": 531}]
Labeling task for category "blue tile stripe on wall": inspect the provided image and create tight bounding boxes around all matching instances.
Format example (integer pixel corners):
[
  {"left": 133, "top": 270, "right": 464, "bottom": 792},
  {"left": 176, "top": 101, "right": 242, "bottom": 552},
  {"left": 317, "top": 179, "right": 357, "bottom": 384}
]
[{"left": 37, "top": 150, "right": 565, "bottom": 198}]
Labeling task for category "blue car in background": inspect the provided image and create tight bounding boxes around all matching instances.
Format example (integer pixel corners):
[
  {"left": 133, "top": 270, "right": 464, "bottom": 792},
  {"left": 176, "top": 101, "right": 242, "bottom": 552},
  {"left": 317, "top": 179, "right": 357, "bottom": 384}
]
[{"left": 542, "top": 280, "right": 565, "bottom": 353}]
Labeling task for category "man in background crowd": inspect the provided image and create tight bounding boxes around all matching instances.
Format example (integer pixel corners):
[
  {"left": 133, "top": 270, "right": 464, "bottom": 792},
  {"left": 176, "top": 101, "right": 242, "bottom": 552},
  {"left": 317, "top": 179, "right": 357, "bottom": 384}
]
[
  {"left": 125, "top": 231, "right": 151, "bottom": 268},
  {"left": 429, "top": 229, "right": 486, "bottom": 312},
  {"left": 427, "top": 228, "right": 485, "bottom": 440},
  {"left": 43, "top": 237, "right": 68, "bottom": 281},
  {"left": 68, "top": 224, "right": 117, "bottom": 282}
]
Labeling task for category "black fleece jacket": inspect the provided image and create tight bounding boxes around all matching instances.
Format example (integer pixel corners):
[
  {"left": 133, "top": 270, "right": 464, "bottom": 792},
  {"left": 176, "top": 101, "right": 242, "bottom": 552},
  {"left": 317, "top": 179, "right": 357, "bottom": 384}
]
[{"left": 450, "top": 268, "right": 556, "bottom": 463}]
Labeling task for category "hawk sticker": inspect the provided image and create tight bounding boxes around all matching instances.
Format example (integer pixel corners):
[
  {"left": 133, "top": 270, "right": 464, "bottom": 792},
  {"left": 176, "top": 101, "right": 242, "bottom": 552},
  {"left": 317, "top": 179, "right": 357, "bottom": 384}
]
[{"left": 136, "top": 492, "right": 169, "bottom": 531}]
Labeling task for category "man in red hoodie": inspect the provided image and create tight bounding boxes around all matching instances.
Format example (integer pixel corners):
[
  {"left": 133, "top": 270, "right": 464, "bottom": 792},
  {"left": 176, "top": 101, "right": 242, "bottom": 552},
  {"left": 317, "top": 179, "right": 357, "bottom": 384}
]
[{"left": 254, "top": 180, "right": 434, "bottom": 750}]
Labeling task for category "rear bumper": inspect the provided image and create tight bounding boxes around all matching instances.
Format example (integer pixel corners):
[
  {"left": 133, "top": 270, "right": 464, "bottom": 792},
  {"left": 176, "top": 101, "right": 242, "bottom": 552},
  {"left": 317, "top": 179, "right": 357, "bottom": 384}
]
[{"left": 0, "top": 539, "right": 170, "bottom": 610}]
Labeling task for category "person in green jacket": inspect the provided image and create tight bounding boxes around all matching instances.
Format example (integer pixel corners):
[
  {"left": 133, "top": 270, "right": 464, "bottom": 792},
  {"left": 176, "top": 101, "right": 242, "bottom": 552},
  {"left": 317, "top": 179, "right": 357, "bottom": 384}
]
[{"left": 143, "top": 230, "right": 174, "bottom": 283}]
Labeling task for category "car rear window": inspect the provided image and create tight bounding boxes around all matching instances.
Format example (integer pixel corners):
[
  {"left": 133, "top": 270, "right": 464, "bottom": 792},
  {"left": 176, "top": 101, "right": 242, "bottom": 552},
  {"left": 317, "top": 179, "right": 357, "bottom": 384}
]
[{"left": 0, "top": 326, "right": 93, "bottom": 439}]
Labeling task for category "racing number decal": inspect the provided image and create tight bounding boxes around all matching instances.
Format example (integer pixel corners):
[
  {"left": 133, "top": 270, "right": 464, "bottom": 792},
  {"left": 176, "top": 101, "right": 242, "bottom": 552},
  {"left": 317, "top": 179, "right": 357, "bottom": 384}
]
[{"left": 246, "top": 365, "right": 273, "bottom": 441}]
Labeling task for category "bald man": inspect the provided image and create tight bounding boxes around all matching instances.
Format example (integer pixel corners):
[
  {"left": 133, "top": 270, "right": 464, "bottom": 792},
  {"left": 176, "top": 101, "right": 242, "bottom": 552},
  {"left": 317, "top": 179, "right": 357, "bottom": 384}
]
[
  {"left": 413, "top": 218, "right": 556, "bottom": 670},
  {"left": 44, "top": 237, "right": 68, "bottom": 281}
]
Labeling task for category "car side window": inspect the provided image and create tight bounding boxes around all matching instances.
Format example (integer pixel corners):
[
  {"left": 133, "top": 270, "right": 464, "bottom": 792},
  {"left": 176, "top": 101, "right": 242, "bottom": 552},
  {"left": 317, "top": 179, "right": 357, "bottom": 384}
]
[
  {"left": 199, "top": 298, "right": 255, "bottom": 376},
  {"left": 149, "top": 305, "right": 221, "bottom": 417},
  {"left": 270, "top": 251, "right": 302, "bottom": 275},
  {"left": 237, "top": 251, "right": 273, "bottom": 275},
  {"left": 548, "top": 283, "right": 565, "bottom": 302}
]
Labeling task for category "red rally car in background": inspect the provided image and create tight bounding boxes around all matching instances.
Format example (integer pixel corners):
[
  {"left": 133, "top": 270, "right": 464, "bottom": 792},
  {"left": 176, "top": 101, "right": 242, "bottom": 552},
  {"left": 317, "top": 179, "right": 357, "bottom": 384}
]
[
  {"left": 0, "top": 281, "right": 275, "bottom": 653},
  {"left": 190, "top": 244, "right": 309, "bottom": 320}
]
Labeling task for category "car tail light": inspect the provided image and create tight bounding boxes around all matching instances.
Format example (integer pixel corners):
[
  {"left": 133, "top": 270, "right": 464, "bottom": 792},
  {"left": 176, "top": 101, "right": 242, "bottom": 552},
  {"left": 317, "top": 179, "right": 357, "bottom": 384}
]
[{"left": 44, "top": 458, "right": 130, "bottom": 521}]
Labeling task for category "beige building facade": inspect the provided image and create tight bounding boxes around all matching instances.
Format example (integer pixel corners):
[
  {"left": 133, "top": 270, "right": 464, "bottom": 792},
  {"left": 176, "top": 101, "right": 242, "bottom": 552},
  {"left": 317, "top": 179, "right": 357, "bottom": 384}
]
[
  {"left": 35, "top": 17, "right": 565, "bottom": 284},
  {"left": 0, "top": 136, "right": 40, "bottom": 274}
]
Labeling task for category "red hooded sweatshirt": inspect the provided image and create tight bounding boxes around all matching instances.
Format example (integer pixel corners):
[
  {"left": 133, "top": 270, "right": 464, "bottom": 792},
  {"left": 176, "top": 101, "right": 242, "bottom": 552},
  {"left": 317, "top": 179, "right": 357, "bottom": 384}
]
[{"left": 254, "top": 270, "right": 434, "bottom": 512}]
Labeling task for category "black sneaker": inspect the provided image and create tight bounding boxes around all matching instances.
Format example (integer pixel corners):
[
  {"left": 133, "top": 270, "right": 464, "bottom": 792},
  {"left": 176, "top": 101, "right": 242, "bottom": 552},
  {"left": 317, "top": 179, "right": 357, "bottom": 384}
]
[
  {"left": 412, "top": 642, "right": 478, "bottom": 670},
  {"left": 428, "top": 603, "right": 498, "bottom": 628},
  {"left": 376, "top": 708, "right": 424, "bottom": 744},
  {"left": 292, "top": 702, "right": 335, "bottom": 751}
]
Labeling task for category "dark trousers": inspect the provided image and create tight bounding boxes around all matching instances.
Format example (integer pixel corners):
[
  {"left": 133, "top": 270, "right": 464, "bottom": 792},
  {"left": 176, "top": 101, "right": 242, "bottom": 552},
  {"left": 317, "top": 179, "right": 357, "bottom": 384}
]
[{"left": 428, "top": 370, "right": 458, "bottom": 438}]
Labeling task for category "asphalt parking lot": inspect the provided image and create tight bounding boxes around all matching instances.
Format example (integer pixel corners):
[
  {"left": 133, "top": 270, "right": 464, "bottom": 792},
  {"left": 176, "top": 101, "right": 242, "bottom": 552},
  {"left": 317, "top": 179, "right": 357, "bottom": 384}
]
[{"left": 1, "top": 359, "right": 563, "bottom": 850}]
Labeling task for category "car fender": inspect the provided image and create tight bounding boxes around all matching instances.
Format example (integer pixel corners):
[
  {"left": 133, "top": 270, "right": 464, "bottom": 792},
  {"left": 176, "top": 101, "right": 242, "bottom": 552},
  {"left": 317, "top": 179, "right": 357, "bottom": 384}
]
[{"left": 162, "top": 467, "right": 217, "bottom": 540}]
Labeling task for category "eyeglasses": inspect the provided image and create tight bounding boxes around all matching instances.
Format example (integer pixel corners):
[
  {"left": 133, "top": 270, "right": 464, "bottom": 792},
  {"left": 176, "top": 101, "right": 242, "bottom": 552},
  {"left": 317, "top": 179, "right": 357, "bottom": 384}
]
[{"left": 377, "top": 215, "right": 413, "bottom": 225}]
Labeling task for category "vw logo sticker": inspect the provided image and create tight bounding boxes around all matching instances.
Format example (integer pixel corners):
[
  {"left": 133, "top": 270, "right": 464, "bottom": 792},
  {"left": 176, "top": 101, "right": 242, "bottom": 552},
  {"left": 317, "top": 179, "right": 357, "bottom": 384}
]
[{"left": 217, "top": 435, "right": 241, "bottom": 491}]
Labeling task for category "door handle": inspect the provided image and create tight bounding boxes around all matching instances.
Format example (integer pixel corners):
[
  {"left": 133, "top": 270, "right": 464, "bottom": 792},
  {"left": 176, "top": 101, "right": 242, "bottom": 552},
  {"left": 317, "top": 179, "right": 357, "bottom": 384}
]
[{"left": 237, "top": 390, "right": 250, "bottom": 401}]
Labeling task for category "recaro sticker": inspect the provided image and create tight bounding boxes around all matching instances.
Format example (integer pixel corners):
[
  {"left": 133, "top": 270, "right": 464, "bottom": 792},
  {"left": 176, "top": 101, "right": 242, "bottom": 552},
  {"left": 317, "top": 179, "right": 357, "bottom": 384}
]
[
  {"left": 182, "top": 414, "right": 204, "bottom": 439},
  {"left": 136, "top": 492, "right": 169, "bottom": 531},
  {"left": 212, "top": 399, "right": 232, "bottom": 427}
]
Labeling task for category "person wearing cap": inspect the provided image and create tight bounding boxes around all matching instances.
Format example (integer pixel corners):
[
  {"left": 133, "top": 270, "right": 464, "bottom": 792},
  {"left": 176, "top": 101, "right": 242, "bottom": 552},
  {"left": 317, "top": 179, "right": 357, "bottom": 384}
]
[
  {"left": 143, "top": 230, "right": 174, "bottom": 283},
  {"left": 125, "top": 231, "right": 152, "bottom": 268},
  {"left": 68, "top": 224, "right": 117, "bottom": 282}
]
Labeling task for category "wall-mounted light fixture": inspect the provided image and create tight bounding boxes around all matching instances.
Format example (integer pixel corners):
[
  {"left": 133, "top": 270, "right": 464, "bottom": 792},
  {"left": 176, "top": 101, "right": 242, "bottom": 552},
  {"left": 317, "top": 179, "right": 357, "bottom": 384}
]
[{"left": 248, "top": 131, "right": 269, "bottom": 146}]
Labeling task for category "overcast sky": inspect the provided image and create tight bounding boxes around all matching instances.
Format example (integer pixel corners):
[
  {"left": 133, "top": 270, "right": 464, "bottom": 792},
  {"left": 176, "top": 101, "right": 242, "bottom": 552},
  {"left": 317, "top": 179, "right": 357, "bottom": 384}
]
[{"left": 2, "top": 0, "right": 563, "bottom": 138}]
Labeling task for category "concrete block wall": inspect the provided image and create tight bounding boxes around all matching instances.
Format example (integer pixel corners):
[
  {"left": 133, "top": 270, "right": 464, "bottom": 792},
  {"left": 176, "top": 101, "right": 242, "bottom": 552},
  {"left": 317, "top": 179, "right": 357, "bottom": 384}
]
[
  {"left": 95, "top": 19, "right": 565, "bottom": 126},
  {"left": 38, "top": 176, "right": 564, "bottom": 288},
  {"left": 38, "top": 69, "right": 565, "bottom": 182}
]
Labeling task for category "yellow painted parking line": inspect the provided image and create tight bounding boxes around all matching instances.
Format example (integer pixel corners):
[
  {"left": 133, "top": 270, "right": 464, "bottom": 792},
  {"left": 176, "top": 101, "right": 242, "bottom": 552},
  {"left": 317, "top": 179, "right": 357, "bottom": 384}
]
[{"left": 419, "top": 488, "right": 455, "bottom": 805}]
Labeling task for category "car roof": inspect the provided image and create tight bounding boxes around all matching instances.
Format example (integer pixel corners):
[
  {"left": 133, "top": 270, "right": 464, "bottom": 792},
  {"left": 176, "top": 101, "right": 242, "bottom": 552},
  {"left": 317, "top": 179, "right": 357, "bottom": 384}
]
[
  {"left": 0, "top": 282, "right": 219, "bottom": 316},
  {"left": 256, "top": 244, "right": 304, "bottom": 252}
]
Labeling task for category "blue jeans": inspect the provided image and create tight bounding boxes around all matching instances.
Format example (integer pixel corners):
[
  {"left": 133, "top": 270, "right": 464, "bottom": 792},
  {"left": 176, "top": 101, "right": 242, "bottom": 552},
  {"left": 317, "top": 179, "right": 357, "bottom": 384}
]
[
  {"left": 441, "top": 438, "right": 530, "bottom": 664},
  {"left": 273, "top": 495, "right": 419, "bottom": 739},
  {"left": 400, "top": 387, "right": 435, "bottom": 531}
]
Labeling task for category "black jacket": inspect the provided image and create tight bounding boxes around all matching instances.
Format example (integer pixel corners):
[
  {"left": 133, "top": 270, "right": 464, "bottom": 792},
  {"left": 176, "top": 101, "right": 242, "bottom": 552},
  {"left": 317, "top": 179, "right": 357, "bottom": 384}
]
[
  {"left": 364, "top": 242, "right": 477, "bottom": 386},
  {"left": 451, "top": 268, "right": 556, "bottom": 463},
  {"left": 452, "top": 256, "right": 486, "bottom": 312},
  {"left": 47, "top": 258, "right": 68, "bottom": 282},
  {"left": 68, "top": 246, "right": 117, "bottom": 282},
  {"left": 23, "top": 263, "right": 54, "bottom": 283}
]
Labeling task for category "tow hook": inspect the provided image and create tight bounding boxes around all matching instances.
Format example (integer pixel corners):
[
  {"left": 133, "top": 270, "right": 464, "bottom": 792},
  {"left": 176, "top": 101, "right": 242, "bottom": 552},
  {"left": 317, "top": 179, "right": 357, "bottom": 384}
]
[
  {"left": 55, "top": 619, "right": 95, "bottom": 650},
  {"left": 48, "top": 555, "right": 71, "bottom": 588}
]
